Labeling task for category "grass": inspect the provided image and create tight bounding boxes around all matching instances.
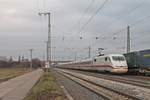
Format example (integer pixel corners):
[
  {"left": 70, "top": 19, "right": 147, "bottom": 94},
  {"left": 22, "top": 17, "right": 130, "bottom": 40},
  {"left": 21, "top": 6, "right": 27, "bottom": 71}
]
[
  {"left": 24, "top": 70, "right": 67, "bottom": 100},
  {"left": 0, "top": 68, "right": 30, "bottom": 82}
]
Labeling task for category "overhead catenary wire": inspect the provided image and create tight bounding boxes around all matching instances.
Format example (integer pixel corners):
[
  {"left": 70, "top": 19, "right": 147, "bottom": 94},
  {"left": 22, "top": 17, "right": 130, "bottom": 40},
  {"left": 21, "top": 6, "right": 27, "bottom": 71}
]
[
  {"left": 37, "top": 0, "right": 149, "bottom": 56},
  {"left": 94, "top": 0, "right": 146, "bottom": 40},
  {"left": 69, "top": 0, "right": 95, "bottom": 30},
  {"left": 40, "top": 14, "right": 150, "bottom": 42},
  {"left": 100, "top": 14, "right": 150, "bottom": 40},
  {"left": 64, "top": 0, "right": 146, "bottom": 41},
  {"left": 78, "top": 0, "right": 109, "bottom": 34},
  {"left": 69, "top": 0, "right": 96, "bottom": 38},
  {"left": 48, "top": 0, "right": 108, "bottom": 40},
  {"left": 131, "top": 33, "right": 150, "bottom": 47},
  {"left": 130, "top": 15, "right": 150, "bottom": 27},
  {"left": 99, "top": 14, "right": 150, "bottom": 53},
  {"left": 103, "top": 0, "right": 146, "bottom": 31},
  {"left": 67, "top": 0, "right": 148, "bottom": 41},
  {"left": 78, "top": 0, "right": 96, "bottom": 30}
]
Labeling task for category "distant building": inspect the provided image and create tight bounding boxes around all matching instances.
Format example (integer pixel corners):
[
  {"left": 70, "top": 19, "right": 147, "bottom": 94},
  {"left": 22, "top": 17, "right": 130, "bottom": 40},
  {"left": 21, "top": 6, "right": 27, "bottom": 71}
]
[
  {"left": 0, "top": 56, "right": 9, "bottom": 67},
  {"left": 22, "top": 59, "right": 29, "bottom": 62},
  {"left": 0, "top": 56, "right": 9, "bottom": 62}
]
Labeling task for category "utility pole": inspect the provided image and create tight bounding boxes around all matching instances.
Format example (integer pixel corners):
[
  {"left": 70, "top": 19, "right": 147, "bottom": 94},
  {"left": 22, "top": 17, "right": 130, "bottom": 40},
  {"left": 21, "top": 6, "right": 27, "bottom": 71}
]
[
  {"left": 88, "top": 45, "right": 91, "bottom": 58},
  {"left": 127, "top": 26, "right": 130, "bottom": 53},
  {"left": 74, "top": 51, "right": 77, "bottom": 62},
  {"left": 39, "top": 12, "right": 51, "bottom": 66},
  {"left": 29, "top": 49, "right": 33, "bottom": 70},
  {"left": 44, "top": 41, "right": 49, "bottom": 61}
]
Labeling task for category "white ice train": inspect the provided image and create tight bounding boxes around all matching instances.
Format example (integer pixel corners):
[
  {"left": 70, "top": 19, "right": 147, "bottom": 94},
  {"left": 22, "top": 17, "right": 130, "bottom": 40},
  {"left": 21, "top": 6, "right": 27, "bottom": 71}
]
[{"left": 57, "top": 54, "right": 128, "bottom": 74}]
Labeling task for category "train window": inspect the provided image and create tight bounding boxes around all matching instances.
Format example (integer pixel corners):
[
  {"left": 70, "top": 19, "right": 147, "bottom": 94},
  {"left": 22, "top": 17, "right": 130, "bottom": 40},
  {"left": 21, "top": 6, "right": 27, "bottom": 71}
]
[
  {"left": 105, "top": 57, "right": 110, "bottom": 62},
  {"left": 105, "top": 57, "right": 107, "bottom": 61},
  {"left": 108, "top": 57, "right": 111, "bottom": 62},
  {"left": 94, "top": 59, "right": 96, "bottom": 62},
  {"left": 112, "top": 56, "right": 125, "bottom": 61}
]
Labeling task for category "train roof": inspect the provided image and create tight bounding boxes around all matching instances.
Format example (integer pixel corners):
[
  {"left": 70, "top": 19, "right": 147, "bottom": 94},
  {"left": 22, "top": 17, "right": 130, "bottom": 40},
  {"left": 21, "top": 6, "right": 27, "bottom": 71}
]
[
  {"left": 124, "top": 49, "right": 150, "bottom": 54},
  {"left": 95, "top": 54, "right": 124, "bottom": 58}
]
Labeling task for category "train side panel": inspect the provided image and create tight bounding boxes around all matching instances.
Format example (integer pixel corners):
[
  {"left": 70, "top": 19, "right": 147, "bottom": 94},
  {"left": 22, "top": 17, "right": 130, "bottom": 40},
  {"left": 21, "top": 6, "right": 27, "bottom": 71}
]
[
  {"left": 124, "top": 52, "right": 139, "bottom": 73},
  {"left": 139, "top": 50, "right": 150, "bottom": 68},
  {"left": 93, "top": 56, "right": 113, "bottom": 72},
  {"left": 138, "top": 50, "right": 150, "bottom": 74},
  {"left": 124, "top": 49, "right": 150, "bottom": 75}
]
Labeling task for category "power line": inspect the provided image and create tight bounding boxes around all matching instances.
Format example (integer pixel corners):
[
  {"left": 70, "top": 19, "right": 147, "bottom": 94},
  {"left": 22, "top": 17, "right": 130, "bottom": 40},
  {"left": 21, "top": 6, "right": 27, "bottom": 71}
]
[
  {"left": 131, "top": 33, "right": 150, "bottom": 46},
  {"left": 103, "top": 0, "right": 146, "bottom": 30},
  {"left": 78, "top": 0, "right": 95, "bottom": 30},
  {"left": 102, "top": 14, "right": 150, "bottom": 40},
  {"left": 127, "top": 0, "right": 146, "bottom": 15},
  {"left": 100, "top": 14, "right": 150, "bottom": 53},
  {"left": 78, "top": 0, "right": 109, "bottom": 34},
  {"left": 98, "top": 14, "right": 150, "bottom": 53},
  {"left": 131, "top": 15, "right": 150, "bottom": 27},
  {"left": 111, "top": 28, "right": 127, "bottom": 36},
  {"left": 69, "top": 0, "right": 96, "bottom": 35},
  {"left": 92, "top": 0, "right": 146, "bottom": 40},
  {"left": 51, "top": 13, "right": 150, "bottom": 41}
]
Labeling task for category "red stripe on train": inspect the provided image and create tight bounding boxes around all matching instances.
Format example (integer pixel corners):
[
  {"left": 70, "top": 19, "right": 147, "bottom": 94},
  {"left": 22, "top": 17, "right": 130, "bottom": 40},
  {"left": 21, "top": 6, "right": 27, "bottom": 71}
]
[{"left": 69, "top": 64, "right": 113, "bottom": 68}]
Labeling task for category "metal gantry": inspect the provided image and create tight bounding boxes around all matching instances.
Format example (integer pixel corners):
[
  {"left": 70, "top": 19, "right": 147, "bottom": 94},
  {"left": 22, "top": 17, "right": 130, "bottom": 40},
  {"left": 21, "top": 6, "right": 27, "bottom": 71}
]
[
  {"left": 29, "top": 49, "right": 33, "bottom": 70},
  {"left": 127, "top": 26, "right": 130, "bottom": 53}
]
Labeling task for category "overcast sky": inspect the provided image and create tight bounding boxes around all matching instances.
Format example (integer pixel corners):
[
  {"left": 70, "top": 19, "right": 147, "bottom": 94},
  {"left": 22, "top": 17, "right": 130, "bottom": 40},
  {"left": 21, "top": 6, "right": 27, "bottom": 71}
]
[{"left": 0, "top": 0, "right": 150, "bottom": 60}]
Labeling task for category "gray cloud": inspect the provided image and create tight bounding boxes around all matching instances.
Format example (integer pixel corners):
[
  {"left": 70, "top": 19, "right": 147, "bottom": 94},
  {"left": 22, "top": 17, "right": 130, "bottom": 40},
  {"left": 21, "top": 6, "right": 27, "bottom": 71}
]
[{"left": 0, "top": 0, "right": 150, "bottom": 60}]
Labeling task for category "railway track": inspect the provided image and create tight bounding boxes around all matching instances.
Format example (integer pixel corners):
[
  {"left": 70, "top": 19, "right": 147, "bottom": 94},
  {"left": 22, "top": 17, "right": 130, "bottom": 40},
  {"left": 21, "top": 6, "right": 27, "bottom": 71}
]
[
  {"left": 55, "top": 68, "right": 150, "bottom": 100},
  {"left": 67, "top": 69, "right": 150, "bottom": 89}
]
